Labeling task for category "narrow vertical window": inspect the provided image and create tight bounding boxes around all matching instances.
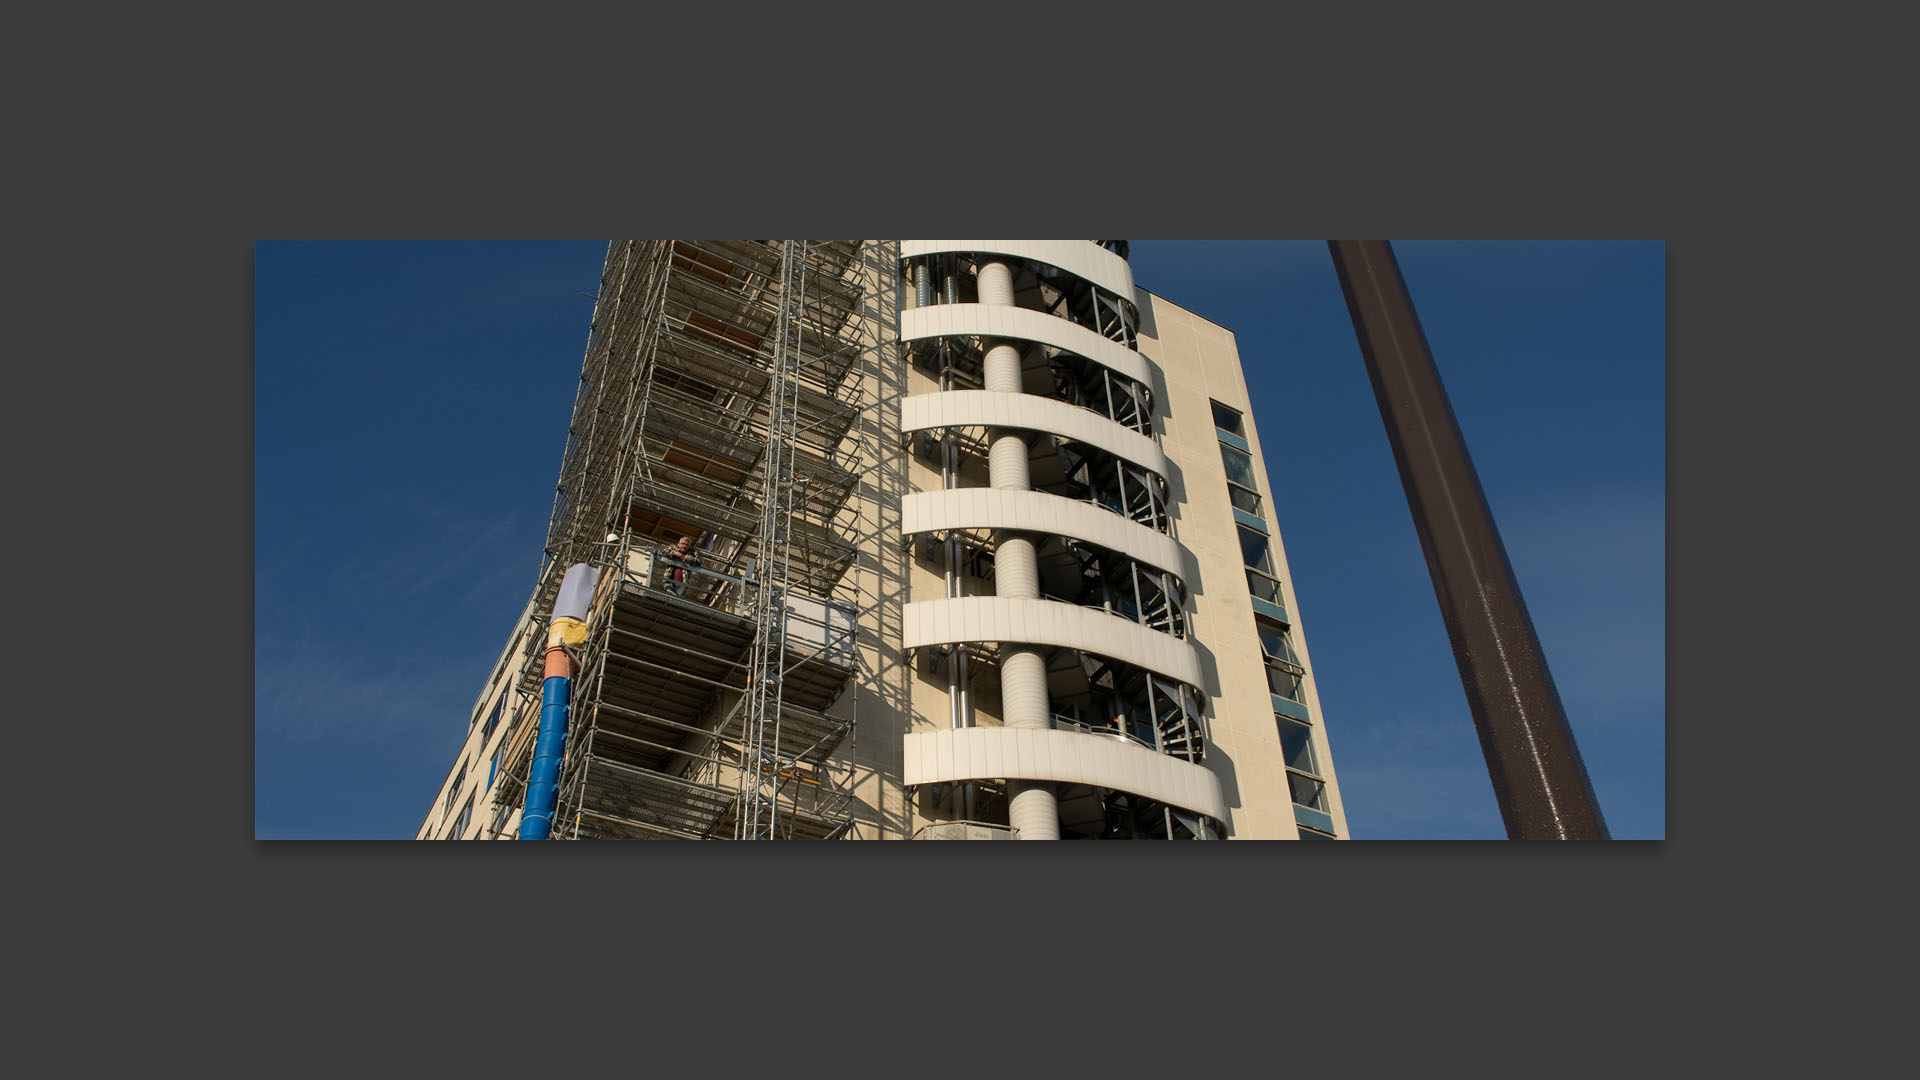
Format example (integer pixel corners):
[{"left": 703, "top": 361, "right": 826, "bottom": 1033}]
[{"left": 1211, "top": 400, "right": 1246, "bottom": 438}]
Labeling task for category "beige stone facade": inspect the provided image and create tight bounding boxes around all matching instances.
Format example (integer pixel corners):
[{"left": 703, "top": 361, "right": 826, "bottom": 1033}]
[{"left": 1137, "top": 292, "right": 1350, "bottom": 840}]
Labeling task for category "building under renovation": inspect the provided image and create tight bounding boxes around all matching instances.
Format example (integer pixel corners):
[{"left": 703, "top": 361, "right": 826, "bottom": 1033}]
[{"left": 418, "top": 240, "right": 1350, "bottom": 840}]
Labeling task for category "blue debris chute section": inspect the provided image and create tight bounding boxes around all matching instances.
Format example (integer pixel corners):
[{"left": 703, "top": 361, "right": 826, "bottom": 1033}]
[{"left": 519, "top": 563, "right": 599, "bottom": 840}]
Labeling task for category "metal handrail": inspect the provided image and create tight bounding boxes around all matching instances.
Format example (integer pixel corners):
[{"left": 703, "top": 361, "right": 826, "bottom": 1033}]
[
  {"left": 1050, "top": 713, "right": 1159, "bottom": 754},
  {"left": 646, "top": 551, "right": 854, "bottom": 652},
  {"left": 1033, "top": 590, "right": 1186, "bottom": 641},
  {"left": 910, "top": 819, "right": 1021, "bottom": 840}
]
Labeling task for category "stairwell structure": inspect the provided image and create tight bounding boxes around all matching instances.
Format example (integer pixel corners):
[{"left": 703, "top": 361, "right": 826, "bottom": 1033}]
[{"left": 897, "top": 241, "right": 1224, "bottom": 839}]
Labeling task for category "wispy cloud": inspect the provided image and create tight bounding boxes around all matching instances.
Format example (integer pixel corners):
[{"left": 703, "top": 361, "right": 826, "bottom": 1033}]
[
  {"left": 1497, "top": 484, "right": 1666, "bottom": 720},
  {"left": 256, "top": 495, "right": 538, "bottom": 758},
  {"left": 1318, "top": 483, "right": 1664, "bottom": 839},
  {"left": 1315, "top": 675, "right": 1499, "bottom": 839},
  {"left": 263, "top": 497, "right": 535, "bottom": 622},
  {"left": 255, "top": 637, "right": 483, "bottom": 752},
  {"left": 1336, "top": 753, "right": 1506, "bottom": 840}
]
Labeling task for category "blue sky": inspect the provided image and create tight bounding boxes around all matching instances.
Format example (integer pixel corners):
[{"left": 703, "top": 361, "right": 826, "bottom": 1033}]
[{"left": 254, "top": 240, "right": 1664, "bottom": 840}]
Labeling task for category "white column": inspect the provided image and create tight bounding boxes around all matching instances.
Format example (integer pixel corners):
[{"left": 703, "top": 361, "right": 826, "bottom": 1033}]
[{"left": 977, "top": 259, "right": 1058, "bottom": 840}]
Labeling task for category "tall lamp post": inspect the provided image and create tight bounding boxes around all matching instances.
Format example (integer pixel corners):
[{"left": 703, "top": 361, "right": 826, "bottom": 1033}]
[{"left": 1328, "top": 241, "right": 1609, "bottom": 840}]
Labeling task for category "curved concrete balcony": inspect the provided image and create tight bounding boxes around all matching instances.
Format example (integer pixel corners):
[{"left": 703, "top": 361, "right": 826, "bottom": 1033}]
[
  {"left": 904, "top": 595, "right": 1203, "bottom": 690},
  {"left": 902, "top": 488, "right": 1189, "bottom": 585},
  {"left": 901, "top": 390, "right": 1170, "bottom": 484},
  {"left": 900, "top": 303, "right": 1152, "bottom": 387},
  {"left": 903, "top": 726, "right": 1227, "bottom": 825},
  {"left": 902, "top": 239, "right": 1135, "bottom": 308}
]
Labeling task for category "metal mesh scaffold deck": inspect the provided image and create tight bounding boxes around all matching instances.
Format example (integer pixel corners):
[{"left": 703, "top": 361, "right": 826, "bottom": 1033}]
[{"left": 489, "top": 240, "right": 896, "bottom": 839}]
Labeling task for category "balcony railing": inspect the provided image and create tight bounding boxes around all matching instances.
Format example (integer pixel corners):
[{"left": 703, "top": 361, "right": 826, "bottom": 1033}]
[
  {"left": 625, "top": 546, "right": 857, "bottom": 664},
  {"left": 912, "top": 820, "right": 1021, "bottom": 840},
  {"left": 1051, "top": 712, "right": 1161, "bottom": 755}
]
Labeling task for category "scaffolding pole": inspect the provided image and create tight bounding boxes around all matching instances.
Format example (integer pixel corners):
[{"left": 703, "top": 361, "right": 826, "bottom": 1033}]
[
  {"left": 494, "top": 241, "right": 880, "bottom": 840},
  {"left": 739, "top": 240, "right": 807, "bottom": 840}
]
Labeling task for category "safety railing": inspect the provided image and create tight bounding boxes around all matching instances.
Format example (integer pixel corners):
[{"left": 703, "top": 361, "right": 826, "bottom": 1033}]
[
  {"left": 1050, "top": 712, "right": 1160, "bottom": 754},
  {"left": 910, "top": 820, "right": 1021, "bottom": 840},
  {"left": 638, "top": 548, "right": 857, "bottom": 666},
  {"left": 1036, "top": 581, "right": 1186, "bottom": 640}
]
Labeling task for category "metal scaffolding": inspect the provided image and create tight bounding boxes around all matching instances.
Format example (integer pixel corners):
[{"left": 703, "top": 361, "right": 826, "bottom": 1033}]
[
  {"left": 490, "top": 240, "right": 895, "bottom": 839},
  {"left": 738, "top": 240, "right": 806, "bottom": 840}
]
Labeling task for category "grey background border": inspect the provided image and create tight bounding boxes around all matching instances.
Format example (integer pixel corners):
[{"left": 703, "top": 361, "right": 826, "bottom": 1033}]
[{"left": 25, "top": 4, "right": 1808, "bottom": 1066}]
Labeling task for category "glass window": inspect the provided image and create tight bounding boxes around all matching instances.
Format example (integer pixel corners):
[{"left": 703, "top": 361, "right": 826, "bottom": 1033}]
[
  {"left": 1211, "top": 400, "right": 1246, "bottom": 437},
  {"left": 1220, "top": 444, "right": 1257, "bottom": 489},
  {"left": 1228, "top": 485, "right": 1263, "bottom": 517},
  {"left": 482, "top": 693, "right": 505, "bottom": 741},
  {"left": 452, "top": 793, "right": 473, "bottom": 839},
  {"left": 1297, "top": 827, "right": 1337, "bottom": 840},
  {"left": 1246, "top": 570, "right": 1283, "bottom": 604},
  {"left": 1279, "top": 717, "right": 1318, "bottom": 775},
  {"left": 1256, "top": 620, "right": 1299, "bottom": 666},
  {"left": 1266, "top": 664, "right": 1304, "bottom": 702},
  {"left": 1288, "top": 772, "right": 1328, "bottom": 812},
  {"left": 1238, "top": 526, "right": 1274, "bottom": 575}
]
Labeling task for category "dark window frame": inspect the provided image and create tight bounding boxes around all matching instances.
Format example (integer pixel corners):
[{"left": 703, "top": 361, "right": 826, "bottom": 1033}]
[
  {"left": 1288, "top": 771, "right": 1329, "bottom": 813},
  {"left": 451, "top": 792, "right": 473, "bottom": 840},
  {"left": 1210, "top": 399, "right": 1246, "bottom": 438},
  {"left": 1219, "top": 442, "right": 1257, "bottom": 490},
  {"left": 1237, "top": 524, "right": 1276, "bottom": 576},
  {"left": 1278, "top": 715, "right": 1319, "bottom": 777}
]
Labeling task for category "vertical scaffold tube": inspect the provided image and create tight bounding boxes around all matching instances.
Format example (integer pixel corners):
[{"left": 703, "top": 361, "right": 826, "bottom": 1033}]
[
  {"left": 519, "top": 562, "right": 599, "bottom": 840},
  {"left": 978, "top": 259, "right": 1059, "bottom": 839},
  {"left": 936, "top": 256, "right": 976, "bottom": 817}
]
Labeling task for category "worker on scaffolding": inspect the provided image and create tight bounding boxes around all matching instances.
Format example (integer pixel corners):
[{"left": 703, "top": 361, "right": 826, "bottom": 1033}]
[{"left": 665, "top": 534, "right": 700, "bottom": 597}]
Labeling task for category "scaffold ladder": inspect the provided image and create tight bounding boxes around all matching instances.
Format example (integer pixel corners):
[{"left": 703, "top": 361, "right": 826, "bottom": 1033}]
[{"left": 738, "top": 240, "right": 808, "bottom": 839}]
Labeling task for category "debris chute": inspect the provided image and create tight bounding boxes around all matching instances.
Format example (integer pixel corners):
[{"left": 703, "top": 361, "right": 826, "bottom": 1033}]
[{"left": 518, "top": 562, "right": 598, "bottom": 840}]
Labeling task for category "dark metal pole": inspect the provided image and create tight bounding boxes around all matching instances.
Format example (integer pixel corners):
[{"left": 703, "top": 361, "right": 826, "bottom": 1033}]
[{"left": 1328, "top": 241, "right": 1609, "bottom": 840}]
